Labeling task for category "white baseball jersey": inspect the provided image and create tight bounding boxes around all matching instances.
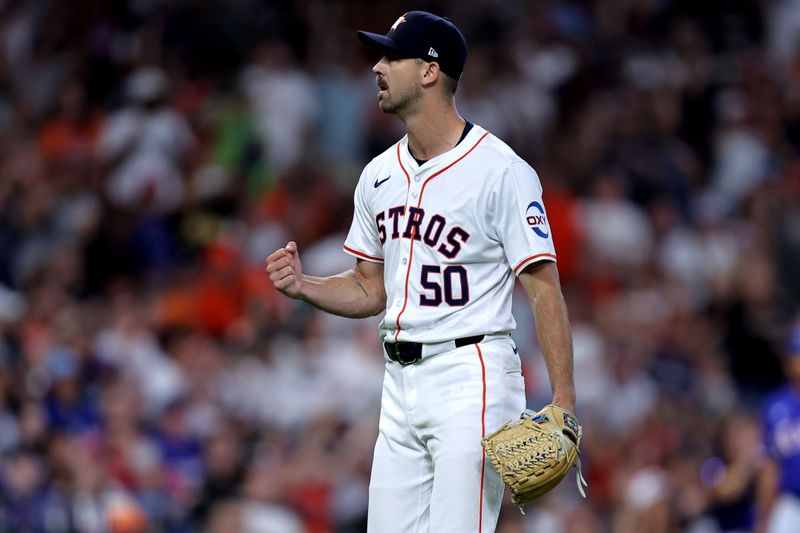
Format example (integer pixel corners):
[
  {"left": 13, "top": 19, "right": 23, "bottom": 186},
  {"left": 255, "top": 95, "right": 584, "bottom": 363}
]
[{"left": 343, "top": 123, "right": 556, "bottom": 344}]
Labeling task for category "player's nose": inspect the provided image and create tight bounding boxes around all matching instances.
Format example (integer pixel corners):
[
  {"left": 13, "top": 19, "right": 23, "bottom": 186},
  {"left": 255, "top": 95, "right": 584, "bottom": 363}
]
[{"left": 372, "top": 58, "right": 387, "bottom": 74}]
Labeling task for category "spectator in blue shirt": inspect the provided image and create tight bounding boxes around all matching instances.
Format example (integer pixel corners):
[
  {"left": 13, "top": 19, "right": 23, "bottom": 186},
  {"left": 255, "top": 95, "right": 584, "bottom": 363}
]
[{"left": 758, "top": 321, "right": 800, "bottom": 533}]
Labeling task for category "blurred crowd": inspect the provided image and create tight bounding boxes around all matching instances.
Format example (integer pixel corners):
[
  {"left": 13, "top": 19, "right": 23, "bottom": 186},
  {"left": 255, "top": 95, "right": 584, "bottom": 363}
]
[{"left": 0, "top": 0, "right": 799, "bottom": 531}]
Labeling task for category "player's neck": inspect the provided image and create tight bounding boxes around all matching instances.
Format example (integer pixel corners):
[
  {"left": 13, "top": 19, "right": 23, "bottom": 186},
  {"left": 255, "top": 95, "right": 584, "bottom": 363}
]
[{"left": 403, "top": 102, "right": 466, "bottom": 161}]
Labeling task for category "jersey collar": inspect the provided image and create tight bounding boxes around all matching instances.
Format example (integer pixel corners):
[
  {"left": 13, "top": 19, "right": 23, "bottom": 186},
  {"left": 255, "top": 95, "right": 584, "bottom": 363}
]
[{"left": 398, "top": 123, "right": 487, "bottom": 176}]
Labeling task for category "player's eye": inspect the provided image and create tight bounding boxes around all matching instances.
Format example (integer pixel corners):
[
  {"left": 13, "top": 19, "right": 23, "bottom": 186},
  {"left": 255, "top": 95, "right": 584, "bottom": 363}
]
[{"left": 384, "top": 53, "right": 401, "bottom": 62}]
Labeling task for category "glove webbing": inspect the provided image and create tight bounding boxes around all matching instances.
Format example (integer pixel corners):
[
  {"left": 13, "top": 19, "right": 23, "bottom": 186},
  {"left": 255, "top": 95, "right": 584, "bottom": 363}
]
[
  {"left": 519, "top": 409, "right": 588, "bottom": 499},
  {"left": 499, "top": 430, "right": 558, "bottom": 474}
]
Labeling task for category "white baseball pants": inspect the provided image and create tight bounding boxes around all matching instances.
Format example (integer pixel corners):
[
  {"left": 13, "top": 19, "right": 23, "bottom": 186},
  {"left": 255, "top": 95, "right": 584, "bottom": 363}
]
[{"left": 367, "top": 335, "right": 525, "bottom": 533}]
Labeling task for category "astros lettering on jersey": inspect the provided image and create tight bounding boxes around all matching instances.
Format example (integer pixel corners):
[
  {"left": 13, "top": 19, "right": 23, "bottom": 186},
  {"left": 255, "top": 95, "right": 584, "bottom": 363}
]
[{"left": 344, "top": 124, "right": 556, "bottom": 343}]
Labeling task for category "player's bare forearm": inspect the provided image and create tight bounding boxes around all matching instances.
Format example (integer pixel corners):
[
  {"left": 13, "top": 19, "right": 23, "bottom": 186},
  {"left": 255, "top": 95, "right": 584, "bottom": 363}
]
[
  {"left": 266, "top": 242, "right": 386, "bottom": 318},
  {"left": 267, "top": 241, "right": 386, "bottom": 318},
  {"left": 297, "top": 262, "right": 387, "bottom": 318},
  {"left": 518, "top": 261, "right": 576, "bottom": 412}
]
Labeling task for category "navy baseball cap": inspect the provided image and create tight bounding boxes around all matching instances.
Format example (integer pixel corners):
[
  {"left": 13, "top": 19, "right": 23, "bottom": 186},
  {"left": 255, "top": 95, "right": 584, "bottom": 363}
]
[{"left": 357, "top": 11, "right": 468, "bottom": 80}]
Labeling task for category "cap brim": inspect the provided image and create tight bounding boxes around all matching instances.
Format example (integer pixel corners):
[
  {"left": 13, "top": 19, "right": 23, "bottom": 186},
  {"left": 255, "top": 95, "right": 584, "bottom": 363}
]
[{"left": 357, "top": 31, "right": 406, "bottom": 57}]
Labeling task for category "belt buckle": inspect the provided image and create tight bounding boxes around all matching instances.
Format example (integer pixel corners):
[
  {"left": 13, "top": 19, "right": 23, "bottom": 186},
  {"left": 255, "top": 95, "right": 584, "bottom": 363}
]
[{"left": 394, "top": 343, "right": 421, "bottom": 366}]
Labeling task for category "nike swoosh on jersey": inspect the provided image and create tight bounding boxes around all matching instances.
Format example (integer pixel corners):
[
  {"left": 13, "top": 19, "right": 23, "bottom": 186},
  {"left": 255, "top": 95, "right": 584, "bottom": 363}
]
[{"left": 374, "top": 175, "right": 391, "bottom": 188}]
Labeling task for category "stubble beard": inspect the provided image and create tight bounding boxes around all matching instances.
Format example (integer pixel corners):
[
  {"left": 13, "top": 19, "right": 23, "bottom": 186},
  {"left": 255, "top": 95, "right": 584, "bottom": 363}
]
[{"left": 379, "top": 83, "right": 422, "bottom": 117}]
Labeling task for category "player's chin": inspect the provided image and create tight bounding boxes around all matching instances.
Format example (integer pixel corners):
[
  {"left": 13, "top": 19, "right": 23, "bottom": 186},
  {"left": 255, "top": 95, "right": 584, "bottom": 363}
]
[{"left": 378, "top": 98, "right": 398, "bottom": 115}]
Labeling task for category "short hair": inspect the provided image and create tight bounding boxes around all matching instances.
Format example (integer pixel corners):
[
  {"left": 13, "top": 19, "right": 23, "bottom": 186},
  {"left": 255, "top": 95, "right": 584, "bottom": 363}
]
[
  {"left": 441, "top": 72, "right": 459, "bottom": 95},
  {"left": 416, "top": 58, "right": 459, "bottom": 96}
]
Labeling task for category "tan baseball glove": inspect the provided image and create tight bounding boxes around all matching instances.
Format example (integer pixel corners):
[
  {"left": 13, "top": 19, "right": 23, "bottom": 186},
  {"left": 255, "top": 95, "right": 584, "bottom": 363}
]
[{"left": 481, "top": 404, "right": 588, "bottom": 509}]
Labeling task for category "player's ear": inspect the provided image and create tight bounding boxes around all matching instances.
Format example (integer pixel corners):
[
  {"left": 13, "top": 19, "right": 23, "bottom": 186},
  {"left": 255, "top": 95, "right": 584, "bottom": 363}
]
[{"left": 420, "top": 60, "right": 440, "bottom": 88}]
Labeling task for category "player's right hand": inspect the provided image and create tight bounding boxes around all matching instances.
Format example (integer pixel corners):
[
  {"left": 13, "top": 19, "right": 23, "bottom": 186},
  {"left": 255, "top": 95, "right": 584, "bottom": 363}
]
[{"left": 266, "top": 241, "right": 305, "bottom": 298}]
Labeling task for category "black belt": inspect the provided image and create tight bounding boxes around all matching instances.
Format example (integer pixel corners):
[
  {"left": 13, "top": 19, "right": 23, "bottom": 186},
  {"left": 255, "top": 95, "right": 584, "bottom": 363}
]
[{"left": 384, "top": 335, "right": 485, "bottom": 366}]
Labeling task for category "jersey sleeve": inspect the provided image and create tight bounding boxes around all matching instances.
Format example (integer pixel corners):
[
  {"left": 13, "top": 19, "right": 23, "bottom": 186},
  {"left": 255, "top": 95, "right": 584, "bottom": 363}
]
[
  {"left": 343, "top": 166, "right": 384, "bottom": 263},
  {"left": 489, "top": 161, "right": 557, "bottom": 275}
]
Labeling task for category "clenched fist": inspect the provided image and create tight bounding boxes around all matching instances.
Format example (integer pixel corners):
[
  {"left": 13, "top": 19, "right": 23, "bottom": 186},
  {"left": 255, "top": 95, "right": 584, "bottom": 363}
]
[{"left": 266, "top": 241, "right": 305, "bottom": 298}]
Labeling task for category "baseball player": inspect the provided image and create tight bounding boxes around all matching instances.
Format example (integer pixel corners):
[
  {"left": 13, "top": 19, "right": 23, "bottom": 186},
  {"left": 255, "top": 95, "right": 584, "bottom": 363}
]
[
  {"left": 758, "top": 324, "right": 800, "bottom": 533},
  {"left": 266, "top": 11, "right": 576, "bottom": 532}
]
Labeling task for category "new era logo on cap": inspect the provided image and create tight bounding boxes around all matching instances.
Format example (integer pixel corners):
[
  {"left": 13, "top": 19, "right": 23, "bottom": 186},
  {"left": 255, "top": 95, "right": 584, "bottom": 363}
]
[{"left": 356, "top": 11, "right": 468, "bottom": 80}]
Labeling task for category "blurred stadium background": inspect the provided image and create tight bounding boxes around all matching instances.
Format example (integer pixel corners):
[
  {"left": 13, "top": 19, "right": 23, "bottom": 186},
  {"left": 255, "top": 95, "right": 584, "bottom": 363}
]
[{"left": 0, "top": 0, "right": 799, "bottom": 531}]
